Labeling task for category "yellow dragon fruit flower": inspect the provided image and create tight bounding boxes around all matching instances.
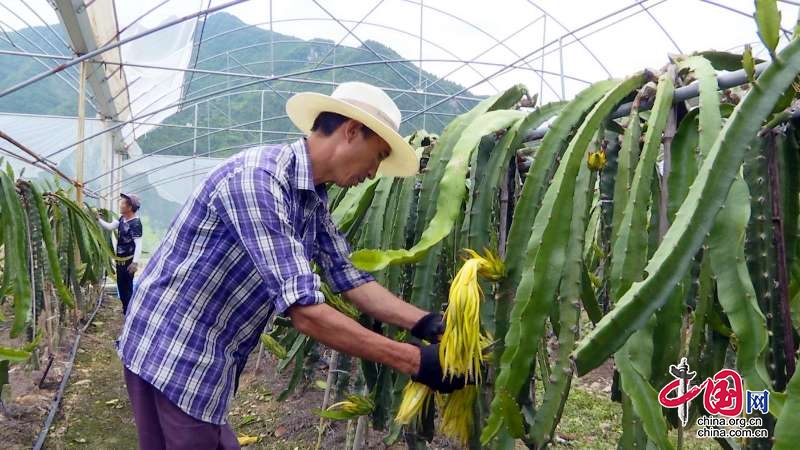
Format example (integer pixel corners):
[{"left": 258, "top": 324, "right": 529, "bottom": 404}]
[
  {"left": 439, "top": 385, "right": 478, "bottom": 447},
  {"left": 440, "top": 249, "right": 505, "bottom": 383},
  {"left": 587, "top": 148, "right": 608, "bottom": 171},
  {"left": 396, "top": 249, "right": 503, "bottom": 433},
  {"left": 315, "top": 394, "right": 374, "bottom": 420}
]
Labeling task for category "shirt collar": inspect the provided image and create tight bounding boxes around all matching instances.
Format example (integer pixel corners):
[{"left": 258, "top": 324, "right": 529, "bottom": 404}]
[{"left": 291, "top": 138, "right": 317, "bottom": 192}]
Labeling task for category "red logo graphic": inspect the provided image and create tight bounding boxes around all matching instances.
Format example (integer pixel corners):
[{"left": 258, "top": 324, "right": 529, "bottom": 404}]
[{"left": 657, "top": 358, "right": 744, "bottom": 426}]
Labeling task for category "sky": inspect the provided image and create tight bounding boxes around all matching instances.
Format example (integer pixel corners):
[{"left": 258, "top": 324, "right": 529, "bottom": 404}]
[{"left": 2, "top": 0, "right": 800, "bottom": 103}]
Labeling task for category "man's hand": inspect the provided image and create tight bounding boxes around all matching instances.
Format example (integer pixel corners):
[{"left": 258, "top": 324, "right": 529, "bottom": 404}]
[
  {"left": 127, "top": 262, "right": 138, "bottom": 275},
  {"left": 410, "top": 312, "right": 445, "bottom": 343},
  {"left": 412, "top": 343, "right": 466, "bottom": 393}
]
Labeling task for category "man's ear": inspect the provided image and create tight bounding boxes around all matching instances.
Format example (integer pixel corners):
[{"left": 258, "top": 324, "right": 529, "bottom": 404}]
[{"left": 344, "top": 119, "right": 361, "bottom": 142}]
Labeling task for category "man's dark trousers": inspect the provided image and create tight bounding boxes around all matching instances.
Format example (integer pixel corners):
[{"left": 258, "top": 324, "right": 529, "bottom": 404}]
[
  {"left": 124, "top": 368, "right": 240, "bottom": 450},
  {"left": 117, "top": 259, "right": 133, "bottom": 314}
]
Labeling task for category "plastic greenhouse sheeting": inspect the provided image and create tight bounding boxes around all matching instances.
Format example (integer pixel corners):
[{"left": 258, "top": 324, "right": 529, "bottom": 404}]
[
  {"left": 118, "top": 17, "right": 197, "bottom": 142},
  {"left": 120, "top": 153, "right": 225, "bottom": 205},
  {"left": 0, "top": 112, "right": 107, "bottom": 192},
  {"left": 53, "top": 0, "right": 198, "bottom": 147}
]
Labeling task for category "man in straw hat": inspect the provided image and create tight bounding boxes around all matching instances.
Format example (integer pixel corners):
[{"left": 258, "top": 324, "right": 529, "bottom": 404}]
[{"left": 117, "top": 82, "right": 461, "bottom": 449}]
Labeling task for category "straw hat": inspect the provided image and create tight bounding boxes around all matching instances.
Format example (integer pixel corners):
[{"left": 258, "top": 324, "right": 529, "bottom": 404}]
[{"left": 286, "top": 82, "right": 419, "bottom": 177}]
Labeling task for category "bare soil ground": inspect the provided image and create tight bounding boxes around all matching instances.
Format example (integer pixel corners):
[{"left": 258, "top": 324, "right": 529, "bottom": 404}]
[{"left": 0, "top": 301, "right": 81, "bottom": 450}]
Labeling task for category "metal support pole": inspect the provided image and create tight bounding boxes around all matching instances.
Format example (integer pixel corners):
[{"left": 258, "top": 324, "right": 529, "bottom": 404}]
[
  {"left": 540, "top": 15, "right": 546, "bottom": 98},
  {"left": 226, "top": 51, "right": 232, "bottom": 121},
  {"left": 419, "top": 0, "right": 426, "bottom": 130},
  {"left": 0, "top": 131, "right": 88, "bottom": 191},
  {"left": 74, "top": 61, "right": 87, "bottom": 319},
  {"left": 418, "top": 0, "right": 423, "bottom": 90},
  {"left": 101, "top": 120, "right": 112, "bottom": 210},
  {"left": 192, "top": 104, "right": 199, "bottom": 189},
  {"left": 558, "top": 36, "right": 565, "bottom": 101},
  {"left": 269, "top": 0, "right": 274, "bottom": 76},
  {"left": 422, "top": 81, "right": 427, "bottom": 131},
  {"left": 111, "top": 139, "right": 121, "bottom": 210},
  {"left": 108, "top": 142, "right": 115, "bottom": 211},
  {"left": 259, "top": 90, "right": 265, "bottom": 145},
  {"left": 76, "top": 61, "right": 86, "bottom": 204}
]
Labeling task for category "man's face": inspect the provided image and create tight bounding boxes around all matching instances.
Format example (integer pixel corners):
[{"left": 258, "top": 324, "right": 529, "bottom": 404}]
[
  {"left": 119, "top": 198, "right": 131, "bottom": 214},
  {"left": 332, "top": 121, "right": 391, "bottom": 187}
]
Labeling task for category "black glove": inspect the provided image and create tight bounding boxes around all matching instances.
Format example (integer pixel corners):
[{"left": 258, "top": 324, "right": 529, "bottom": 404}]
[
  {"left": 410, "top": 312, "right": 445, "bottom": 343},
  {"left": 412, "top": 343, "right": 465, "bottom": 394}
]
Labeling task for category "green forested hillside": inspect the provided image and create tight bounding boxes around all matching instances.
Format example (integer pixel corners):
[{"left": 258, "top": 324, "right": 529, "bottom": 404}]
[{"left": 0, "top": 24, "right": 83, "bottom": 116}]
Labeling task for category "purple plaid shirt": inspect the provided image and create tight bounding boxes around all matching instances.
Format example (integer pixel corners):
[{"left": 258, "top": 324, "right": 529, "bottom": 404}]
[{"left": 117, "top": 139, "right": 374, "bottom": 424}]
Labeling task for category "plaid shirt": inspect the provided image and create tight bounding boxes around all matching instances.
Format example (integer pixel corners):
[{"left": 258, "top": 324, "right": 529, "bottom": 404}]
[{"left": 117, "top": 139, "right": 374, "bottom": 424}]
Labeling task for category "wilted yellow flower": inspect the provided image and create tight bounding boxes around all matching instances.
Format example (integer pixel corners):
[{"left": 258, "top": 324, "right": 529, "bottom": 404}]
[
  {"left": 237, "top": 435, "right": 260, "bottom": 446},
  {"left": 396, "top": 381, "right": 433, "bottom": 425}
]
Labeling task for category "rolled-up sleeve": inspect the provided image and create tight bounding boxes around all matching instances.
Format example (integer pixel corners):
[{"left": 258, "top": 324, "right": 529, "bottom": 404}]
[
  {"left": 212, "top": 167, "right": 324, "bottom": 315},
  {"left": 316, "top": 211, "right": 375, "bottom": 293}
]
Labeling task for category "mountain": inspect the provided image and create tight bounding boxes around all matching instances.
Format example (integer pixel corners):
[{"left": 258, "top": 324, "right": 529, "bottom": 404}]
[
  {"left": 0, "top": 24, "right": 82, "bottom": 116},
  {"left": 136, "top": 12, "right": 479, "bottom": 157},
  {"left": 0, "top": 12, "right": 482, "bottom": 159}
]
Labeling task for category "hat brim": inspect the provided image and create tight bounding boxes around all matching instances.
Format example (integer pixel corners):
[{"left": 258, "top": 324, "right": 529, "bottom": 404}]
[{"left": 286, "top": 92, "right": 419, "bottom": 177}]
